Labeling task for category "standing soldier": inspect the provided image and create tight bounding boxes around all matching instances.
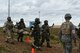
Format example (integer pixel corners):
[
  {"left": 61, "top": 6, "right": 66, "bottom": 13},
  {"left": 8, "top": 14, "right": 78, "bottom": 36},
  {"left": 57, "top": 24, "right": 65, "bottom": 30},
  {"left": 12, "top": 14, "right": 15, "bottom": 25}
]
[
  {"left": 17, "top": 18, "right": 26, "bottom": 42},
  {"left": 59, "top": 13, "right": 77, "bottom": 53},
  {"left": 40, "top": 20, "right": 52, "bottom": 48},
  {"left": 4, "top": 17, "right": 14, "bottom": 44},
  {"left": 31, "top": 18, "right": 41, "bottom": 50}
]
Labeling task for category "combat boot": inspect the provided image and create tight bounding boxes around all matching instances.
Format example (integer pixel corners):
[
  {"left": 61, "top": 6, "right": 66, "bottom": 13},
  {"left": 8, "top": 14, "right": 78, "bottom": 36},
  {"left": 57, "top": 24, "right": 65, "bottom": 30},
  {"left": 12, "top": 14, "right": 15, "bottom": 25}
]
[{"left": 36, "top": 47, "right": 42, "bottom": 51}]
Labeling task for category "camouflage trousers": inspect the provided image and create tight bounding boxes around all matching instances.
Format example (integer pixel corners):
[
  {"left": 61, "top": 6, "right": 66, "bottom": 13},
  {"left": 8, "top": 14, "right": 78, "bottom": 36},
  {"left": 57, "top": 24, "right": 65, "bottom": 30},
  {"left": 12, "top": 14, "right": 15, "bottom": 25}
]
[
  {"left": 33, "top": 32, "right": 41, "bottom": 48},
  {"left": 41, "top": 32, "right": 50, "bottom": 46},
  {"left": 6, "top": 30, "right": 14, "bottom": 43},
  {"left": 61, "top": 35, "right": 72, "bottom": 53}
]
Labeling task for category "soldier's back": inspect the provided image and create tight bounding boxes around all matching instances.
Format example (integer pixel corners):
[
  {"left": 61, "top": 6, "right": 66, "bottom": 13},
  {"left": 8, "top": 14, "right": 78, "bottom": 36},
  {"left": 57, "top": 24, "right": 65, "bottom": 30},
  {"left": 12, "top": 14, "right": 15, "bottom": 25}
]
[{"left": 61, "top": 22, "right": 72, "bottom": 35}]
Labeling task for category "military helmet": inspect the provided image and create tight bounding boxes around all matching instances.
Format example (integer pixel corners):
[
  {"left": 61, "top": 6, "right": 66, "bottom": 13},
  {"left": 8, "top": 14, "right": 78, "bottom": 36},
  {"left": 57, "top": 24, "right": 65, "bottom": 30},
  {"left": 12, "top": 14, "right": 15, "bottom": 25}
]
[
  {"left": 7, "top": 17, "right": 11, "bottom": 20},
  {"left": 20, "top": 18, "right": 24, "bottom": 22},
  {"left": 7, "top": 17, "right": 11, "bottom": 21},
  {"left": 20, "top": 18, "right": 24, "bottom": 21},
  {"left": 35, "top": 18, "right": 40, "bottom": 24},
  {"left": 65, "top": 13, "right": 72, "bottom": 20},
  {"left": 44, "top": 20, "right": 48, "bottom": 23},
  {"left": 35, "top": 18, "right": 39, "bottom": 22},
  {"left": 44, "top": 20, "right": 48, "bottom": 25}
]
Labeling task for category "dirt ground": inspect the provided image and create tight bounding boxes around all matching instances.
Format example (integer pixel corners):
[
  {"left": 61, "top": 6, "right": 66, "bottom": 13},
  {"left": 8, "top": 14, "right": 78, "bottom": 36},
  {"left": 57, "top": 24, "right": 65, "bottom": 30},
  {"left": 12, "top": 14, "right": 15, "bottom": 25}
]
[{"left": 0, "top": 31, "right": 79, "bottom": 53}]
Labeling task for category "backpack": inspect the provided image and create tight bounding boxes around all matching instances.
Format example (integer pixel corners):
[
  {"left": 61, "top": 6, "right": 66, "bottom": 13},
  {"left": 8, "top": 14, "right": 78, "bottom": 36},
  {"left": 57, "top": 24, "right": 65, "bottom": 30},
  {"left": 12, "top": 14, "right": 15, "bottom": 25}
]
[{"left": 61, "top": 22, "right": 71, "bottom": 35}]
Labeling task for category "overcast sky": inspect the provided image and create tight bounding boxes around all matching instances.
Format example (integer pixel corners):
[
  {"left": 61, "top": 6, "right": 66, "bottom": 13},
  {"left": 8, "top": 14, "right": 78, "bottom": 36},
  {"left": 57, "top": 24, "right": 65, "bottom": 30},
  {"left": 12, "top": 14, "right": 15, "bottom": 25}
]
[{"left": 0, "top": 0, "right": 80, "bottom": 27}]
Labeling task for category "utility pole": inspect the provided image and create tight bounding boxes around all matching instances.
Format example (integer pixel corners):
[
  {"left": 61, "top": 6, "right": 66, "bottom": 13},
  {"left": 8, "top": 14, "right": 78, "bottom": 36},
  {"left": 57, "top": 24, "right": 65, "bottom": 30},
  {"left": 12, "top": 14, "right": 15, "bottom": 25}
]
[
  {"left": 8, "top": 0, "right": 10, "bottom": 17},
  {"left": 39, "top": 11, "right": 40, "bottom": 18}
]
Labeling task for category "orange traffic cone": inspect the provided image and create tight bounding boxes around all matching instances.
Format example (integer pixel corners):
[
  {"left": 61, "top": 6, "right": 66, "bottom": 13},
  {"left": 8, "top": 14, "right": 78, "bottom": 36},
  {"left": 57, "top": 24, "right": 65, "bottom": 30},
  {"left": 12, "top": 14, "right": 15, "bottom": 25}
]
[{"left": 31, "top": 48, "right": 34, "bottom": 53}]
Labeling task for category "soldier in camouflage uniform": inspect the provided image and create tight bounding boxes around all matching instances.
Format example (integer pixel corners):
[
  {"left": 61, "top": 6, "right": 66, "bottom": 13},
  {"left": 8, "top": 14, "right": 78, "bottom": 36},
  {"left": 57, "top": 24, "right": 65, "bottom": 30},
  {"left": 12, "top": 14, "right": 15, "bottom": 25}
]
[
  {"left": 40, "top": 20, "right": 52, "bottom": 48},
  {"left": 4, "top": 17, "right": 14, "bottom": 44},
  {"left": 17, "top": 18, "right": 26, "bottom": 42},
  {"left": 31, "top": 18, "right": 41, "bottom": 50},
  {"left": 59, "top": 13, "right": 76, "bottom": 53}
]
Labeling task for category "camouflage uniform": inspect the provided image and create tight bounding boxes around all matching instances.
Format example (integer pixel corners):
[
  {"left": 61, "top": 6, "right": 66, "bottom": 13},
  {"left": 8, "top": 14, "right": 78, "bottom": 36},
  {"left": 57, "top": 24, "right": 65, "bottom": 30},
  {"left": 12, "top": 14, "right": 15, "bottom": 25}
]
[
  {"left": 31, "top": 18, "right": 41, "bottom": 50},
  {"left": 59, "top": 13, "right": 76, "bottom": 53},
  {"left": 4, "top": 17, "right": 14, "bottom": 43},
  {"left": 41, "top": 20, "right": 52, "bottom": 48},
  {"left": 17, "top": 18, "right": 26, "bottom": 42}
]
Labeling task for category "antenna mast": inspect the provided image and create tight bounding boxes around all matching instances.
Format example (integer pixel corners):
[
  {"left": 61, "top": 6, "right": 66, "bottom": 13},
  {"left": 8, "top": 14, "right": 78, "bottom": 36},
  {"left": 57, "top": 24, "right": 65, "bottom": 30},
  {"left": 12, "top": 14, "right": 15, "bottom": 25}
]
[{"left": 8, "top": 0, "right": 10, "bottom": 17}]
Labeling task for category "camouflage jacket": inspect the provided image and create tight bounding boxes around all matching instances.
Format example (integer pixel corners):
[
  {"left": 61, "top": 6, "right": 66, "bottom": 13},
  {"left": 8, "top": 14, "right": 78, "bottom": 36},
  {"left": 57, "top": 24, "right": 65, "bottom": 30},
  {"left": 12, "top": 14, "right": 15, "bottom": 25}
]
[
  {"left": 4, "top": 21, "right": 14, "bottom": 31},
  {"left": 18, "top": 22, "right": 26, "bottom": 30},
  {"left": 42, "top": 24, "right": 50, "bottom": 33},
  {"left": 59, "top": 21, "right": 76, "bottom": 40}
]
